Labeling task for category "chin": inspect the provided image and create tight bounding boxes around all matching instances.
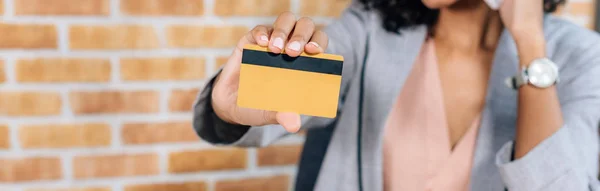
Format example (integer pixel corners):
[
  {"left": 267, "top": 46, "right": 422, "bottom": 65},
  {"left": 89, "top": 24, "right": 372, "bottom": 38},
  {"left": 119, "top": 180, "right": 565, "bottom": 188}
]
[{"left": 421, "top": 0, "right": 459, "bottom": 9}]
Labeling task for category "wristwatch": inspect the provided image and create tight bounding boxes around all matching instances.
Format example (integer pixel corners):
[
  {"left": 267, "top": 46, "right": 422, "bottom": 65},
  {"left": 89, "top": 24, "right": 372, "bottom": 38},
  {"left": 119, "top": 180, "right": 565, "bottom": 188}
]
[{"left": 505, "top": 58, "right": 559, "bottom": 90}]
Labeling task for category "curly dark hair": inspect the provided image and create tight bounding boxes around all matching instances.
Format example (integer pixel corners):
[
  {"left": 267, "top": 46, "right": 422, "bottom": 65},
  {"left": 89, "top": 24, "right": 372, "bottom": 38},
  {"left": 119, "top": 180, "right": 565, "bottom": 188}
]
[{"left": 358, "top": 0, "right": 566, "bottom": 33}]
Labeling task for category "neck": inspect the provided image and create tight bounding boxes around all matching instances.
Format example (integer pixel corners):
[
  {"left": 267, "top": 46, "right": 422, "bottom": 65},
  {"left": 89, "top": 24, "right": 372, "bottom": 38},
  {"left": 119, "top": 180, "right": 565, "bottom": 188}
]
[{"left": 433, "top": 0, "right": 503, "bottom": 52}]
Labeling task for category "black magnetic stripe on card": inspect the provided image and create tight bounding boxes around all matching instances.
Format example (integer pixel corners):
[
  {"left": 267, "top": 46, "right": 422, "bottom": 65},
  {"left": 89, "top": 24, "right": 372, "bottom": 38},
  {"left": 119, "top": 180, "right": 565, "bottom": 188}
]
[{"left": 241, "top": 49, "right": 343, "bottom": 75}]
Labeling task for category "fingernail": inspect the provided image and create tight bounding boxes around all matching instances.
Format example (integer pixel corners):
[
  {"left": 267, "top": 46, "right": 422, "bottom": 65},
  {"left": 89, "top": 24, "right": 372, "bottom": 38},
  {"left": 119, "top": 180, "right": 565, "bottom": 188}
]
[
  {"left": 260, "top": 35, "right": 269, "bottom": 42},
  {"left": 277, "top": 112, "right": 302, "bottom": 133},
  {"left": 272, "top": 37, "right": 284, "bottom": 49},
  {"left": 309, "top": 42, "right": 320, "bottom": 48},
  {"left": 288, "top": 41, "right": 301, "bottom": 51}
]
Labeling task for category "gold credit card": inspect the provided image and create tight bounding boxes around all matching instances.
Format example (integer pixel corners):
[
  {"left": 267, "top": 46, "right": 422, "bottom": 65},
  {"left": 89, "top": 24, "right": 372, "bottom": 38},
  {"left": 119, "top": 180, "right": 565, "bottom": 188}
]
[{"left": 237, "top": 44, "right": 344, "bottom": 118}]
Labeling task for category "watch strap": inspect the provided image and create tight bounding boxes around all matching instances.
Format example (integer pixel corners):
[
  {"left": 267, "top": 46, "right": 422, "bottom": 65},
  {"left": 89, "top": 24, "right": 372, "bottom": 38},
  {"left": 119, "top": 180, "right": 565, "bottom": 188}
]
[{"left": 505, "top": 68, "right": 527, "bottom": 90}]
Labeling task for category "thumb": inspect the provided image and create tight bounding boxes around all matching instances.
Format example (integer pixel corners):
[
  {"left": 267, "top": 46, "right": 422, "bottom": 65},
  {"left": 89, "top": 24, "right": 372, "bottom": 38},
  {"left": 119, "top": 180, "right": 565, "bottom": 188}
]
[{"left": 276, "top": 112, "right": 302, "bottom": 133}]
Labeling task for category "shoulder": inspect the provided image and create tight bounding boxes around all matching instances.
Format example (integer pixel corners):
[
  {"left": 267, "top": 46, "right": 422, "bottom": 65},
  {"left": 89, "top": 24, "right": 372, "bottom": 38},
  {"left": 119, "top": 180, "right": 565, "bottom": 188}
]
[
  {"left": 543, "top": 16, "right": 600, "bottom": 100},
  {"left": 544, "top": 15, "right": 600, "bottom": 65}
]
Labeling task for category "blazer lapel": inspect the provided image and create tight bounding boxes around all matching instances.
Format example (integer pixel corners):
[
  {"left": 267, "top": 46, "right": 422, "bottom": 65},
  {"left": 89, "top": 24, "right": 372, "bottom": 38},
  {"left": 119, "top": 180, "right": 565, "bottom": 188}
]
[
  {"left": 365, "top": 25, "right": 429, "bottom": 127},
  {"left": 362, "top": 25, "right": 428, "bottom": 191},
  {"left": 469, "top": 29, "right": 520, "bottom": 190}
]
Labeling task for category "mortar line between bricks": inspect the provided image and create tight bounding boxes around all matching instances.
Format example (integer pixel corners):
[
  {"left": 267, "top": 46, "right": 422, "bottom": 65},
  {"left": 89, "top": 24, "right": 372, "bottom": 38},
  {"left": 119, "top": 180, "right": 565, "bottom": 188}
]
[
  {"left": 58, "top": 70, "right": 73, "bottom": 118},
  {"left": 291, "top": 0, "right": 299, "bottom": 13},
  {"left": 0, "top": 185, "right": 18, "bottom": 191},
  {"left": 57, "top": 22, "right": 69, "bottom": 54},
  {"left": 0, "top": 16, "right": 335, "bottom": 26},
  {"left": 0, "top": 142, "right": 214, "bottom": 157},
  {"left": 0, "top": 49, "right": 234, "bottom": 57},
  {"left": 0, "top": 167, "right": 297, "bottom": 188},
  {"left": 110, "top": 56, "right": 120, "bottom": 83},
  {"left": 205, "top": 0, "right": 215, "bottom": 16},
  {"left": 0, "top": 113, "right": 194, "bottom": 124},
  {"left": 59, "top": 90, "right": 73, "bottom": 119},
  {"left": 0, "top": 81, "right": 207, "bottom": 91},
  {"left": 1, "top": 128, "right": 305, "bottom": 154},
  {"left": 4, "top": 0, "right": 14, "bottom": 18},
  {"left": 8, "top": 121, "right": 21, "bottom": 151},
  {"left": 154, "top": 22, "right": 168, "bottom": 48},
  {"left": 4, "top": 57, "right": 16, "bottom": 84},
  {"left": 109, "top": 0, "right": 120, "bottom": 19},
  {"left": 288, "top": 171, "right": 295, "bottom": 191},
  {"left": 247, "top": 148, "right": 257, "bottom": 171},
  {"left": 114, "top": 172, "right": 127, "bottom": 191},
  {"left": 158, "top": 147, "right": 168, "bottom": 175},
  {"left": 158, "top": 88, "right": 169, "bottom": 121},
  {"left": 207, "top": 179, "right": 215, "bottom": 191},
  {"left": 113, "top": 184, "right": 122, "bottom": 191},
  {"left": 61, "top": 151, "right": 74, "bottom": 182},
  {"left": 110, "top": 120, "right": 121, "bottom": 148},
  {"left": 205, "top": 54, "right": 216, "bottom": 76}
]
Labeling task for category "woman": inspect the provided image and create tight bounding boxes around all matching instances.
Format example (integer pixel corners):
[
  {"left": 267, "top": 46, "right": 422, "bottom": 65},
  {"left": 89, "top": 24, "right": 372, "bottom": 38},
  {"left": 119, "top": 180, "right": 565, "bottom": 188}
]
[{"left": 193, "top": 0, "right": 600, "bottom": 190}]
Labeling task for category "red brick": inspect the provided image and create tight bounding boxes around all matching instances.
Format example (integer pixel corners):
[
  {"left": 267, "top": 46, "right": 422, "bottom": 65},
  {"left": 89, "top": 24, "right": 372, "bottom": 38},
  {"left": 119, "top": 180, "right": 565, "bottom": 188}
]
[
  {"left": 121, "top": 0, "right": 203, "bottom": 16},
  {"left": 70, "top": 25, "right": 159, "bottom": 50},
  {"left": 69, "top": 91, "right": 159, "bottom": 114},
  {"left": 122, "top": 122, "right": 198, "bottom": 144},
  {"left": 168, "top": 149, "right": 246, "bottom": 173},
  {"left": 299, "top": 0, "right": 351, "bottom": 17},
  {"left": 257, "top": 145, "right": 302, "bottom": 166},
  {"left": 73, "top": 153, "right": 158, "bottom": 179},
  {"left": 169, "top": 88, "right": 200, "bottom": 112},
  {"left": 315, "top": 24, "right": 328, "bottom": 31},
  {"left": 16, "top": 58, "right": 111, "bottom": 83},
  {"left": 568, "top": 2, "right": 595, "bottom": 16},
  {"left": 0, "top": 157, "right": 62, "bottom": 182},
  {"left": 15, "top": 0, "right": 109, "bottom": 15},
  {"left": 124, "top": 181, "right": 207, "bottom": 191},
  {"left": 586, "top": 22, "right": 595, "bottom": 30},
  {"left": 215, "top": 57, "right": 228, "bottom": 71},
  {"left": 120, "top": 58, "right": 205, "bottom": 81},
  {"left": 0, "top": 125, "right": 9, "bottom": 149},
  {"left": 166, "top": 25, "right": 248, "bottom": 48},
  {"left": 0, "top": 24, "right": 57, "bottom": 49},
  {"left": 25, "top": 188, "right": 111, "bottom": 191},
  {"left": 214, "top": 0, "right": 290, "bottom": 16},
  {"left": 553, "top": 4, "right": 565, "bottom": 15},
  {"left": 215, "top": 175, "right": 289, "bottom": 191},
  {"left": 19, "top": 123, "right": 111, "bottom": 148},
  {"left": 0, "top": 92, "right": 62, "bottom": 116}
]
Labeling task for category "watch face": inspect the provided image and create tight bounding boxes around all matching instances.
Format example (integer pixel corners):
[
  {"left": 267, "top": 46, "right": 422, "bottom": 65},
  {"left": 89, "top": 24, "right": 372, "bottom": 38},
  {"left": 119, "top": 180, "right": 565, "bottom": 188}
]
[{"left": 527, "top": 60, "right": 558, "bottom": 88}]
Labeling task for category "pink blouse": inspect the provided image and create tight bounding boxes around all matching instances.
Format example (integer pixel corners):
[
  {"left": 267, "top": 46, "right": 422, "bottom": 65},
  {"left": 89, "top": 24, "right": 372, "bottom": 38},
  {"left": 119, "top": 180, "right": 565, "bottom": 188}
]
[{"left": 383, "top": 39, "right": 482, "bottom": 191}]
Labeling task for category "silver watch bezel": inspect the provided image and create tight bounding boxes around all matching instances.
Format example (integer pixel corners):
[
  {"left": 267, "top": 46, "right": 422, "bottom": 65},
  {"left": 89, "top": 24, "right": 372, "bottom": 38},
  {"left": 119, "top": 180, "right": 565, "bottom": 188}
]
[
  {"left": 526, "top": 58, "right": 560, "bottom": 88},
  {"left": 505, "top": 58, "right": 559, "bottom": 90}
]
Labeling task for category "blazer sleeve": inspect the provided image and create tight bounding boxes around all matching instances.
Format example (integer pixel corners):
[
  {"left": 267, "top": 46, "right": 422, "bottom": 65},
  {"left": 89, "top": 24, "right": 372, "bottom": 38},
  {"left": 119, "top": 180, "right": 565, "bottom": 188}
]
[
  {"left": 191, "top": 3, "right": 370, "bottom": 147},
  {"left": 495, "top": 27, "right": 600, "bottom": 191}
]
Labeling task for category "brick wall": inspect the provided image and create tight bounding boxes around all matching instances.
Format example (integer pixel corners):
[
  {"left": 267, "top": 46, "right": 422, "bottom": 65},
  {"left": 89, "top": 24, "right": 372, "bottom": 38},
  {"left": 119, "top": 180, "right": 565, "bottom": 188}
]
[{"left": 0, "top": 0, "right": 596, "bottom": 191}]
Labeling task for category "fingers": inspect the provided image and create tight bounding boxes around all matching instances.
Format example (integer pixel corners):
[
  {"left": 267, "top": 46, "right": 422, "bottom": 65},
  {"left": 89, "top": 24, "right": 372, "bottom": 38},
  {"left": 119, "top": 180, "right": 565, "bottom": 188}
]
[
  {"left": 276, "top": 112, "right": 302, "bottom": 133},
  {"left": 251, "top": 25, "right": 273, "bottom": 47},
  {"left": 270, "top": 12, "right": 297, "bottom": 54},
  {"left": 232, "top": 26, "right": 272, "bottom": 72},
  {"left": 235, "top": 109, "right": 301, "bottom": 133},
  {"left": 285, "top": 17, "right": 315, "bottom": 57},
  {"left": 260, "top": 110, "right": 302, "bottom": 133},
  {"left": 305, "top": 30, "right": 328, "bottom": 54},
  {"left": 245, "top": 12, "right": 327, "bottom": 57}
]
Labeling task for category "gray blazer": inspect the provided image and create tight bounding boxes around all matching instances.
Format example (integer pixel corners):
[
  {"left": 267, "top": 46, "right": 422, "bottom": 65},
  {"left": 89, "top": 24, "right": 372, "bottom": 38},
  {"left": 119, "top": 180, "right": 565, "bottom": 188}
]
[{"left": 193, "top": 4, "right": 600, "bottom": 191}]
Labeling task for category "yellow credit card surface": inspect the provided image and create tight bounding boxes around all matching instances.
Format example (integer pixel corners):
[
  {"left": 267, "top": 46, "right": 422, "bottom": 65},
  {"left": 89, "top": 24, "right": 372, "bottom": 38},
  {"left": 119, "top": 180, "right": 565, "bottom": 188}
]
[{"left": 237, "top": 44, "right": 344, "bottom": 118}]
